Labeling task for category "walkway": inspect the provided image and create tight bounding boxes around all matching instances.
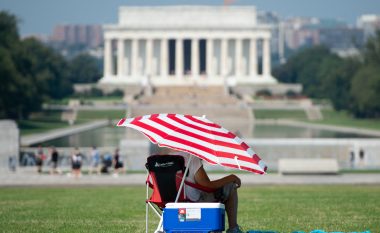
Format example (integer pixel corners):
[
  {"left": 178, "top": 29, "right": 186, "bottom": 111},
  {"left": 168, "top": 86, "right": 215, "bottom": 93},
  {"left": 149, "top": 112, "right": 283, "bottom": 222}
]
[
  {"left": 21, "top": 120, "right": 110, "bottom": 146},
  {"left": 255, "top": 119, "right": 380, "bottom": 137},
  {"left": 1, "top": 169, "right": 380, "bottom": 187}
]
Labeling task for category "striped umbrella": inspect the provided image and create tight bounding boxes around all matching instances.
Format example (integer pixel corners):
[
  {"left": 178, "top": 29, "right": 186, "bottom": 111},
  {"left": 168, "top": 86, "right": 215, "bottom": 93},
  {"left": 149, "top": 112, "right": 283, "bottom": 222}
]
[{"left": 117, "top": 113, "right": 267, "bottom": 174}]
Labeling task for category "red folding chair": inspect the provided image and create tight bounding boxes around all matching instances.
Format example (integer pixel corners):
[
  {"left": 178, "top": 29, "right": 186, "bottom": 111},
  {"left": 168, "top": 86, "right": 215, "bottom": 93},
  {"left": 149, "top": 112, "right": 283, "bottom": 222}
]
[{"left": 145, "top": 154, "right": 217, "bottom": 233}]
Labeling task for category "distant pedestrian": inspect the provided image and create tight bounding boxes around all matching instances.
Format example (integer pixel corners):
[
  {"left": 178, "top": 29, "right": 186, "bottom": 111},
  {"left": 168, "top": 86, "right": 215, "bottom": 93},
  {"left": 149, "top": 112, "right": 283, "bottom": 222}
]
[
  {"left": 36, "top": 145, "right": 46, "bottom": 173},
  {"left": 89, "top": 146, "right": 101, "bottom": 175},
  {"left": 8, "top": 156, "right": 16, "bottom": 172},
  {"left": 359, "top": 148, "right": 365, "bottom": 168},
  {"left": 113, "top": 148, "right": 124, "bottom": 177},
  {"left": 49, "top": 146, "right": 59, "bottom": 175},
  {"left": 101, "top": 153, "right": 113, "bottom": 174},
  {"left": 71, "top": 147, "right": 82, "bottom": 178}
]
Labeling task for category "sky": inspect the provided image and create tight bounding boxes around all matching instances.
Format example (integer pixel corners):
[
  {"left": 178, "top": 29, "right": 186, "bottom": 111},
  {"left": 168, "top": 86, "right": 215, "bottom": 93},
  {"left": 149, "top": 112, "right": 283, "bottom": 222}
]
[{"left": 1, "top": 0, "right": 380, "bottom": 36}]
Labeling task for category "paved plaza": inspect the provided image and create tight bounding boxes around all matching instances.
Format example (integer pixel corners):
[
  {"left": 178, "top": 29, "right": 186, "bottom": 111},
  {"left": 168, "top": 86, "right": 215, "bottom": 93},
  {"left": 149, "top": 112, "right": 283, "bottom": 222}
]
[{"left": 1, "top": 168, "right": 380, "bottom": 187}]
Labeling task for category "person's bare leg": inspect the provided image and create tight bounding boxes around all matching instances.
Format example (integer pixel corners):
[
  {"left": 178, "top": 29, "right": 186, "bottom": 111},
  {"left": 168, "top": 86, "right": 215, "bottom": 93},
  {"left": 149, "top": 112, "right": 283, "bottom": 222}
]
[{"left": 225, "top": 187, "right": 238, "bottom": 229}]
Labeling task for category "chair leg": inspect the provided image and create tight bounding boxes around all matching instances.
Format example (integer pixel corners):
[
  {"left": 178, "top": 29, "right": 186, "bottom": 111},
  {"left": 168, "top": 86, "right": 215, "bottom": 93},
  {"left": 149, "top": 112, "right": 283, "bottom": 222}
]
[
  {"left": 146, "top": 182, "right": 149, "bottom": 233},
  {"left": 146, "top": 202, "right": 149, "bottom": 233},
  {"left": 154, "top": 216, "right": 164, "bottom": 233}
]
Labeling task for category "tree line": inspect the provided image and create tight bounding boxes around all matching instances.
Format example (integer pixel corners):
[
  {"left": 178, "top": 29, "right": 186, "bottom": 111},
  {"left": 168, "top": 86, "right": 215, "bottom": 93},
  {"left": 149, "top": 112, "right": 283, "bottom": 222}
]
[
  {"left": 0, "top": 11, "right": 101, "bottom": 120},
  {"left": 273, "top": 31, "right": 380, "bottom": 118}
]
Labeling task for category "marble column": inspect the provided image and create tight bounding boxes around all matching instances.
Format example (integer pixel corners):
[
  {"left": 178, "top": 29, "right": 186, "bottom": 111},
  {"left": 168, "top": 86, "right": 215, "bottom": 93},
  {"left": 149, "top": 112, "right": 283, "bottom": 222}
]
[
  {"left": 104, "top": 38, "right": 113, "bottom": 77},
  {"left": 131, "top": 39, "right": 138, "bottom": 76},
  {"left": 206, "top": 38, "right": 214, "bottom": 77},
  {"left": 160, "top": 38, "right": 168, "bottom": 77},
  {"left": 221, "top": 38, "right": 228, "bottom": 76},
  {"left": 249, "top": 38, "right": 257, "bottom": 77},
  {"left": 145, "top": 38, "right": 153, "bottom": 76},
  {"left": 191, "top": 38, "right": 199, "bottom": 78},
  {"left": 263, "top": 38, "right": 271, "bottom": 77},
  {"left": 235, "top": 38, "right": 242, "bottom": 76},
  {"left": 175, "top": 38, "right": 183, "bottom": 78},
  {"left": 117, "top": 38, "right": 125, "bottom": 77}
]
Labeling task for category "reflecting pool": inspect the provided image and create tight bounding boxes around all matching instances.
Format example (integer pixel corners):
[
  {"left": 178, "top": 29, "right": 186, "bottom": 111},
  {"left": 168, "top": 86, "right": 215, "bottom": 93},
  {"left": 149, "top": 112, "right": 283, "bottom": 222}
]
[{"left": 37, "top": 124, "right": 375, "bottom": 147}]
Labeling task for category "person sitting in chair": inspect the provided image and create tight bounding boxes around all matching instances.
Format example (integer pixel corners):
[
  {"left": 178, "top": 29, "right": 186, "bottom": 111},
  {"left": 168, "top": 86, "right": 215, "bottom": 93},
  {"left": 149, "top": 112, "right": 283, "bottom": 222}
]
[{"left": 158, "top": 148, "right": 243, "bottom": 233}]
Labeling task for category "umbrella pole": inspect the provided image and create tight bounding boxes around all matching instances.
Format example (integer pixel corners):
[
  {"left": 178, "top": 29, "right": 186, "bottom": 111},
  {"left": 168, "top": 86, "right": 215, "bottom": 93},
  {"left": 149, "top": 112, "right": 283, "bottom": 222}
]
[{"left": 175, "top": 155, "right": 192, "bottom": 203}]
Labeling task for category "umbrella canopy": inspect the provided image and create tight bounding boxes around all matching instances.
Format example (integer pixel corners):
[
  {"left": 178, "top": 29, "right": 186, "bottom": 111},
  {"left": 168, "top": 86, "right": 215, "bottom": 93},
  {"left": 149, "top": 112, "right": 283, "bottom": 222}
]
[{"left": 117, "top": 113, "right": 267, "bottom": 174}]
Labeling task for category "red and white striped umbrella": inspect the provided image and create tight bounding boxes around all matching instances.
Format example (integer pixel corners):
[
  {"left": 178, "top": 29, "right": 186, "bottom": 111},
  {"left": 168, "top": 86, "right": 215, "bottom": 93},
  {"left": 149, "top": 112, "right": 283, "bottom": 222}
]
[{"left": 117, "top": 113, "right": 267, "bottom": 174}]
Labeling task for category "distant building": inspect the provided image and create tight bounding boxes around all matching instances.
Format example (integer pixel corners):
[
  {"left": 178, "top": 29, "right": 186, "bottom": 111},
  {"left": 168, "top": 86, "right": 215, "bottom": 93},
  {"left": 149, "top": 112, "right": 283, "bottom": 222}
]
[
  {"left": 283, "top": 17, "right": 320, "bottom": 50},
  {"left": 357, "top": 14, "right": 380, "bottom": 41},
  {"left": 319, "top": 27, "right": 364, "bottom": 50},
  {"left": 257, "top": 11, "right": 285, "bottom": 63},
  {"left": 283, "top": 17, "right": 364, "bottom": 57},
  {"left": 50, "top": 24, "right": 103, "bottom": 48}
]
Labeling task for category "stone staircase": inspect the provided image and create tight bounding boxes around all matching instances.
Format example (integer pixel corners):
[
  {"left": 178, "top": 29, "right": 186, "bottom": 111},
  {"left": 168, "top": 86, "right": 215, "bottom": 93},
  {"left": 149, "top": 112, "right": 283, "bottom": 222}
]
[
  {"left": 304, "top": 106, "right": 323, "bottom": 121},
  {"left": 127, "top": 86, "right": 253, "bottom": 138}
]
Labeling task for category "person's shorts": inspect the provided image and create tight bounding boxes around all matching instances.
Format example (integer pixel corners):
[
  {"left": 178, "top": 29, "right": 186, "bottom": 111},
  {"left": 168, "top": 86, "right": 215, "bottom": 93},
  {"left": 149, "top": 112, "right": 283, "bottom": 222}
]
[
  {"left": 92, "top": 161, "right": 100, "bottom": 167},
  {"left": 52, "top": 161, "right": 58, "bottom": 169},
  {"left": 198, "top": 182, "right": 236, "bottom": 203},
  {"left": 36, "top": 159, "right": 43, "bottom": 166},
  {"left": 115, "top": 162, "right": 123, "bottom": 169},
  {"left": 72, "top": 162, "right": 81, "bottom": 170}
]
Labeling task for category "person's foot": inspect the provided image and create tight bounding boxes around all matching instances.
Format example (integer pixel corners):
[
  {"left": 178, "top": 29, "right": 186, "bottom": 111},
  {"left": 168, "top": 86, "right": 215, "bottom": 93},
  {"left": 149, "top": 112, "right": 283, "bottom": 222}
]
[{"left": 226, "top": 225, "right": 244, "bottom": 233}]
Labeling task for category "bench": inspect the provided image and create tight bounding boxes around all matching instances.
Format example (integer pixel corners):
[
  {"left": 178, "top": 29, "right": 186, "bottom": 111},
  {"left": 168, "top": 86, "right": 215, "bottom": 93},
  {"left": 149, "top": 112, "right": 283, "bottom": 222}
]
[{"left": 278, "top": 158, "right": 339, "bottom": 175}]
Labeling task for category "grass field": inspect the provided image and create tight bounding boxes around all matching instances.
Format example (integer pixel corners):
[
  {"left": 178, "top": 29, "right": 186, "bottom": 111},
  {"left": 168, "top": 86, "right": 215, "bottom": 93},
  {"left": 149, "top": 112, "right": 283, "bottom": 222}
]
[
  {"left": 77, "top": 110, "right": 126, "bottom": 120},
  {"left": 19, "top": 110, "right": 126, "bottom": 135},
  {"left": 18, "top": 111, "right": 89, "bottom": 135},
  {"left": 312, "top": 110, "right": 380, "bottom": 131},
  {"left": 254, "top": 110, "right": 308, "bottom": 120},
  {"left": 253, "top": 109, "right": 380, "bottom": 131},
  {"left": 0, "top": 185, "right": 379, "bottom": 233}
]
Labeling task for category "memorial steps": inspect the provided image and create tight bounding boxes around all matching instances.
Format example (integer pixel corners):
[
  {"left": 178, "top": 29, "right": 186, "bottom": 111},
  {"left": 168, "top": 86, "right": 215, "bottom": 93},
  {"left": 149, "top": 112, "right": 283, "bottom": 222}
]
[{"left": 127, "top": 86, "right": 253, "bottom": 138}]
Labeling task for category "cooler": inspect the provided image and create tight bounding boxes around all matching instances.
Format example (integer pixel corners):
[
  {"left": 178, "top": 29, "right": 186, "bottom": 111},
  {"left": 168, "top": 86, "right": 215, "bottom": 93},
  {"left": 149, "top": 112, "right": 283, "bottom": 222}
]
[{"left": 163, "top": 202, "right": 225, "bottom": 233}]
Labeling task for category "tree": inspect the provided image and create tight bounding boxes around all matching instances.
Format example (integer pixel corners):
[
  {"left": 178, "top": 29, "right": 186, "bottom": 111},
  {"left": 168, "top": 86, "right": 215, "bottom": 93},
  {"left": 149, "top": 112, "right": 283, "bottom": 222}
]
[
  {"left": 0, "top": 11, "right": 73, "bottom": 119},
  {"left": 0, "top": 47, "right": 25, "bottom": 119},
  {"left": 363, "top": 31, "right": 380, "bottom": 66},
  {"left": 318, "top": 57, "right": 359, "bottom": 111},
  {"left": 0, "top": 11, "right": 19, "bottom": 49},
  {"left": 349, "top": 31, "right": 380, "bottom": 118},
  {"left": 68, "top": 54, "right": 101, "bottom": 83},
  {"left": 273, "top": 46, "right": 340, "bottom": 98},
  {"left": 350, "top": 65, "right": 380, "bottom": 117}
]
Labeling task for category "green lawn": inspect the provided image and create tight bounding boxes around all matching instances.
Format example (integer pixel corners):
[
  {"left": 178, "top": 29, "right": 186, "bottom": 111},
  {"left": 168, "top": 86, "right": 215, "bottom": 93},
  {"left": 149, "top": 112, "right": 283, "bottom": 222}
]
[
  {"left": 19, "top": 111, "right": 71, "bottom": 135},
  {"left": 0, "top": 185, "right": 378, "bottom": 233},
  {"left": 310, "top": 110, "right": 380, "bottom": 131},
  {"left": 254, "top": 110, "right": 308, "bottom": 120},
  {"left": 19, "top": 110, "right": 91, "bottom": 135},
  {"left": 19, "top": 109, "right": 126, "bottom": 135},
  {"left": 77, "top": 110, "right": 126, "bottom": 120},
  {"left": 254, "top": 109, "right": 380, "bottom": 131}
]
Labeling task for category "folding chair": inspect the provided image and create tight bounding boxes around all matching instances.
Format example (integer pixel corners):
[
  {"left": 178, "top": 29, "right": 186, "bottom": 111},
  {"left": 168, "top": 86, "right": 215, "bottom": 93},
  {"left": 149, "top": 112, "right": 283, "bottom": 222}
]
[
  {"left": 145, "top": 155, "right": 186, "bottom": 233},
  {"left": 145, "top": 154, "right": 218, "bottom": 233}
]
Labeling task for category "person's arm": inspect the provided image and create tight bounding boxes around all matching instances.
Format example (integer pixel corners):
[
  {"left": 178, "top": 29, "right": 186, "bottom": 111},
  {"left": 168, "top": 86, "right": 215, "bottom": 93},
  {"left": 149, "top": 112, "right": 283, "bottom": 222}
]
[{"left": 194, "top": 166, "right": 241, "bottom": 189}]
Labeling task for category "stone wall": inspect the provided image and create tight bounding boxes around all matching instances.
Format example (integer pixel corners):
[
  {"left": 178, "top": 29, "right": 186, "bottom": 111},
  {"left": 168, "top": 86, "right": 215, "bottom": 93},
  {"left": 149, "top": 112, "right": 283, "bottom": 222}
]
[
  {"left": 119, "top": 138, "right": 380, "bottom": 171},
  {"left": 0, "top": 120, "right": 19, "bottom": 170},
  {"left": 21, "top": 138, "right": 380, "bottom": 172}
]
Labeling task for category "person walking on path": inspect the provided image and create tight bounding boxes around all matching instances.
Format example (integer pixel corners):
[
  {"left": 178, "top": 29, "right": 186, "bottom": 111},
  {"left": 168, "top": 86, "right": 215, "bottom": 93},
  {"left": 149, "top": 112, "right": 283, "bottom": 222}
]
[
  {"left": 71, "top": 147, "right": 83, "bottom": 178},
  {"left": 49, "top": 146, "right": 60, "bottom": 175},
  {"left": 36, "top": 145, "right": 46, "bottom": 173},
  {"left": 112, "top": 148, "right": 124, "bottom": 177},
  {"left": 89, "top": 146, "right": 101, "bottom": 175}
]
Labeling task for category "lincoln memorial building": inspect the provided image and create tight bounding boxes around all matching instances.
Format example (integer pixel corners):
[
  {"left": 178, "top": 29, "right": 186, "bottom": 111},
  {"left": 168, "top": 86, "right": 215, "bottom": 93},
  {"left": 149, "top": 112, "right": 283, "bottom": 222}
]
[{"left": 99, "top": 6, "right": 278, "bottom": 86}]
